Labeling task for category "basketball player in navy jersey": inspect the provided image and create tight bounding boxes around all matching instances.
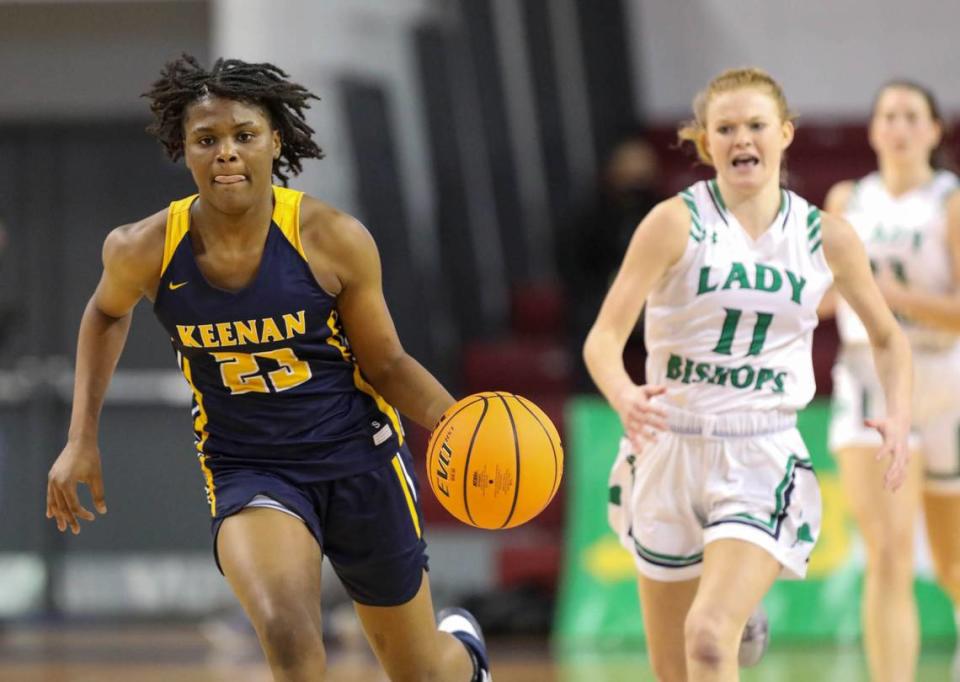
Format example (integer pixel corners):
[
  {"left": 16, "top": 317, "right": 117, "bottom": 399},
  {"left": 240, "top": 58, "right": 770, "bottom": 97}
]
[{"left": 45, "top": 55, "right": 491, "bottom": 682}]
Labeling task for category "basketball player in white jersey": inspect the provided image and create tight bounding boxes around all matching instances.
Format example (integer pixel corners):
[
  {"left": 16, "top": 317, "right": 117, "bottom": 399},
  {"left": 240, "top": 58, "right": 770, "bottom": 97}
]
[
  {"left": 584, "top": 68, "right": 912, "bottom": 682},
  {"left": 823, "top": 80, "right": 960, "bottom": 682}
]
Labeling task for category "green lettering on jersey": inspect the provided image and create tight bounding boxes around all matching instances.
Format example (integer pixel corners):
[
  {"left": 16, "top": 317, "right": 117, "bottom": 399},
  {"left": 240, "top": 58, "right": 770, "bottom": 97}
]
[
  {"left": 710, "top": 366, "right": 730, "bottom": 386},
  {"left": 773, "top": 372, "right": 787, "bottom": 393},
  {"left": 722, "top": 262, "right": 751, "bottom": 291},
  {"left": 730, "top": 365, "right": 756, "bottom": 388},
  {"left": 662, "top": 352, "right": 788, "bottom": 395},
  {"left": 697, "top": 267, "right": 719, "bottom": 295},
  {"left": 666, "top": 354, "right": 683, "bottom": 380},
  {"left": 755, "top": 367, "right": 777, "bottom": 391},
  {"left": 754, "top": 264, "right": 782, "bottom": 293},
  {"left": 786, "top": 271, "right": 807, "bottom": 305}
]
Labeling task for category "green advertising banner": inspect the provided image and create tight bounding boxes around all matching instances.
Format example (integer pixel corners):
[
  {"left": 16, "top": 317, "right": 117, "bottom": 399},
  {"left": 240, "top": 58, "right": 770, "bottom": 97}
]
[{"left": 554, "top": 396, "right": 955, "bottom": 646}]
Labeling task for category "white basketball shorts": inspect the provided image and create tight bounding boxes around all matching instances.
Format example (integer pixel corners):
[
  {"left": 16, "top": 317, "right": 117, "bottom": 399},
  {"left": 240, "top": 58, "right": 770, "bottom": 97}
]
[
  {"left": 829, "top": 344, "right": 960, "bottom": 494},
  {"left": 608, "top": 406, "right": 821, "bottom": 582}
]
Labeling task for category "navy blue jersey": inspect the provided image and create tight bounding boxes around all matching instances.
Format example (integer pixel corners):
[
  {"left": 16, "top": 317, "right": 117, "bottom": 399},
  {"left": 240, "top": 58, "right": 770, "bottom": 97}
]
[{"left": 153, "top": 187, "right": 403, "bottom": 511}]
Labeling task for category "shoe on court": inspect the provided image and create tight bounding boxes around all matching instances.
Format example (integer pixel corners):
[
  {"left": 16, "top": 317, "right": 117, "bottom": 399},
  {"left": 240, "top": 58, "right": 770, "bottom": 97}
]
[
  {"left": 437, "top": 607, "right": 492, "bottom": 681},
  {"left": 738, "top": 605, "right": 770, "bottom": 668}
]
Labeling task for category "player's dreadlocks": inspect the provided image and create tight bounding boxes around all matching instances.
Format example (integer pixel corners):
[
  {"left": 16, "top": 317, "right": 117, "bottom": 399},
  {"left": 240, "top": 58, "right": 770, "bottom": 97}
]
[{"left": 144, "top": 54, "right": 323, "bottom": 185}]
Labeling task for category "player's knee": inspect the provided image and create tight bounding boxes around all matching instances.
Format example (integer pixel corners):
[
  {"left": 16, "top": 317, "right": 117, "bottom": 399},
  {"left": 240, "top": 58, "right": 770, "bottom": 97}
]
[
  {"left": 864, "top": 531, "right": 914, "bottom": 584},
  {"left": 684, "top": 610, "right": 736, "bottom": 669},
  {"left": 254, "top": 606, "right": 325, "bottom": 673}
]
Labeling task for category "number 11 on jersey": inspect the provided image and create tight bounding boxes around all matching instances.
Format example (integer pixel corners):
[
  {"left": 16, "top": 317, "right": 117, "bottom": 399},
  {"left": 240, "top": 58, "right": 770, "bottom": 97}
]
[{"left": 714, "top": 308, "right": 774, "bottom": 356}]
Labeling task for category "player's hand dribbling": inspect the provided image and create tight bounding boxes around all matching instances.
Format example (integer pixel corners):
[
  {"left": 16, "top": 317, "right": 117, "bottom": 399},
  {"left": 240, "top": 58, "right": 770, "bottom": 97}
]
[
  {"left": 46, "top": 438, "right": 107, "bottom": 534},
  {"left": 865, "top": 416, "right": 911, "bottom": 491},
  {"left": 615, "top": 384, "right": 669, "bottom": 452}
]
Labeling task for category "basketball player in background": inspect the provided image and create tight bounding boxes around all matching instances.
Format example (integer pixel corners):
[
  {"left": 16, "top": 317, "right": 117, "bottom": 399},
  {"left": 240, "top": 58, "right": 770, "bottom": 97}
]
[
  {"left": 823, "top": 80, "right": 960, "bottom": 682},
  {"left": 584, "top": 68, "right": 912, "bottom": 681},
  {"left": 44, "top": 55, "right": 491, "bottom": 682}
]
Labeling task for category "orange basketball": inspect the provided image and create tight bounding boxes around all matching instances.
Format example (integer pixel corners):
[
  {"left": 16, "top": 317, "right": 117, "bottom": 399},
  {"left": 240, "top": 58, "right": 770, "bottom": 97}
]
[{"left": 426, "top": 392, "right": 563, "bottom": 529}]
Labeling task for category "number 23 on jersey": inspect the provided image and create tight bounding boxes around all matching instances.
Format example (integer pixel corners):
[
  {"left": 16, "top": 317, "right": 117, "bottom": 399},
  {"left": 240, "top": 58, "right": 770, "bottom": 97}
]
[{"left": 210, "top": 348, "right": 312, "bottom": 394}]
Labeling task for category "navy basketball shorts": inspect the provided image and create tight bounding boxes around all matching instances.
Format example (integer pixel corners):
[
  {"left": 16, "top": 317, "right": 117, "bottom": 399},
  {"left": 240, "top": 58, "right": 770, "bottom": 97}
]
[{"left": 208, "top": 444, "right": 428, "bottom": 607}]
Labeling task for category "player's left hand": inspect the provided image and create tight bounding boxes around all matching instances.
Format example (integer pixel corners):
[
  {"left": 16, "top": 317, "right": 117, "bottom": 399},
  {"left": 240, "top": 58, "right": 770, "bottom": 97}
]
[
  {"left": 615, "top": 383, "right": 669, "bottom": 452},
  {"left": 865, "top": 415, "right": 911, "bottom": 491}
]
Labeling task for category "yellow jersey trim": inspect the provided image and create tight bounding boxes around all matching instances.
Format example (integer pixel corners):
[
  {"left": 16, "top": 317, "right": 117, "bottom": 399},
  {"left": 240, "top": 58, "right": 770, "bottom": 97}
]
[
  {"left": 324, "top": 310, "right": 405, "bottom": 446},
  {"left": 272, "top": 186, "right": 307, "bottom": 260},
  {"left": 392, "top": 454, "right": 422, "bottom": 538},
  {"left": 161, "top": 195, "right": 197, "bottom": 277},
  {"left": 181, "top": 353, "right": 215, "bottom": 516}
]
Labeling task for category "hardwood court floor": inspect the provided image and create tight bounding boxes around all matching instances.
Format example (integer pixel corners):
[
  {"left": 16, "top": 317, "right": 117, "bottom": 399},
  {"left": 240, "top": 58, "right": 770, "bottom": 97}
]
[{"left": 0, "top": 623, "right": 953, "bottom": 681}]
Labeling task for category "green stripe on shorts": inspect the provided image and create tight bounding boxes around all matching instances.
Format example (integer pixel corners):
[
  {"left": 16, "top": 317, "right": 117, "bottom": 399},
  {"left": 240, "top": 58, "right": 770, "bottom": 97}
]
[
  {"left": 729, "top": 454, "right": 811, "bottom": 532},
  {"left": 633, "top": 539, "right": 703, "bottom": 567}
]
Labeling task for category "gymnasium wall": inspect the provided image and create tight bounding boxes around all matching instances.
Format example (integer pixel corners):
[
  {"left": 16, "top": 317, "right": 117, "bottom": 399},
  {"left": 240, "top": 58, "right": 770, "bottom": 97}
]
[
  {"left": 0, "top": 2, "right": 209, "bottom": 119},
  {"left": 629, "top": 0, "right": 960, "bottom": 120}
]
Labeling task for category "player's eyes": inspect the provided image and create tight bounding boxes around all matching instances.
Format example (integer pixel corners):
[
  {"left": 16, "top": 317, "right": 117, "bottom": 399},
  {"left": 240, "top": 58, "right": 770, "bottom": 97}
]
[
  {"left": 717, "top": 125, "right": 732, "bottom": 135},
  {"left": 197, "top": 137, "right": 215, "bottom": 146},
  {"left": 237, "top": 132, "right": 254, "bottom": 142},
  {"left": 750, "top": 122, "right": 767, "bottom": 131}
]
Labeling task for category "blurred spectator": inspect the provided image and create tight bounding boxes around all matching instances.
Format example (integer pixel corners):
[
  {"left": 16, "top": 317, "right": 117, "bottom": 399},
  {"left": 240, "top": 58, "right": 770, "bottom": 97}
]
[{"left": 561, "top": 132, "right": 664, "bottom": 390}]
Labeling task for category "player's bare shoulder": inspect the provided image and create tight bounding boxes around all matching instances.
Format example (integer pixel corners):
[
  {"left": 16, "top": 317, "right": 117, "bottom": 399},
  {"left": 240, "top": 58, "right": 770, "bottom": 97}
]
[
  {"left": 298, "top": 195, "right": 377, "bottom": 295},
  {"left": 819, "top": 210, "right": 865, "bottom": 278},
  {"left": 824, "top": 180, "right": 856, "bottom": 215},
  {"left": 102, "top": 208, "right": 166, "bottom": 296},
  {"left": 632, "top": 195, "right": 692, "bottom": 263},
  {"left": 655, "top": 194, "right": 697, "bottom": 230}
]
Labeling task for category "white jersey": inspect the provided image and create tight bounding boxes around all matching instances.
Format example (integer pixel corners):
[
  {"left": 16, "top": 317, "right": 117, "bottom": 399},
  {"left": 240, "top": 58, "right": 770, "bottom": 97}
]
[
  {"left": 645, "top": 180, "right": 833, "bottom": 413},
  {"left": 837, "top": 171, "right": 959, "bottom": 350}
]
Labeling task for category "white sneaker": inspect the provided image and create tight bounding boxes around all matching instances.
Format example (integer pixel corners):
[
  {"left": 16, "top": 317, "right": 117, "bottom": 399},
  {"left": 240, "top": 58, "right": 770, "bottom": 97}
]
[{"left": 738, "top": 606, "right": 770, "bottom": 668}]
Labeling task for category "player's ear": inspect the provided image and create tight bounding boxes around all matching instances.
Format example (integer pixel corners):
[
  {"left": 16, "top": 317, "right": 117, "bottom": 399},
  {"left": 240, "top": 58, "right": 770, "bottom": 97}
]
[
  {"left": 272, "top": 130, "right": 281, "bottom": 160},
  {"left": 781, "top": 120, "right": 795, "bottom": 151}
]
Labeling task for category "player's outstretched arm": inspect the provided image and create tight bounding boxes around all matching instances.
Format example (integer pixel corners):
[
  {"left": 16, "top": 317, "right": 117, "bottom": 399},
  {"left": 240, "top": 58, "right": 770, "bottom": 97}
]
[
  {"left": 582, "top": 197, "right": 688, "bottom": 451},
  {"left": 305, "top": 207, "right": 455, "bottom": 430},
  {"left": 47, "top": 218, "right": 162, "bottom": 534},
  {"left": 822, "top": 212, "right": 912, "bottom": 491}
]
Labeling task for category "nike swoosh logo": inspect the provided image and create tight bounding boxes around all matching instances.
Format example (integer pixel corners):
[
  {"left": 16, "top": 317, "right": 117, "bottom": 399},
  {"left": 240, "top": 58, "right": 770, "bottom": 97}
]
[{"left": 168, "top": 281, "right": 188, "bottom": 291}]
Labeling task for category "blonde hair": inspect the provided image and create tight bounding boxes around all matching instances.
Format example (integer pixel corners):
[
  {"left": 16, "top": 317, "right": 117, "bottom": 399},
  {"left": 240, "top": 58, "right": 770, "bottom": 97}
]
[{"left": 677, "top": 67, "right": 795, "bottom": 165}]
